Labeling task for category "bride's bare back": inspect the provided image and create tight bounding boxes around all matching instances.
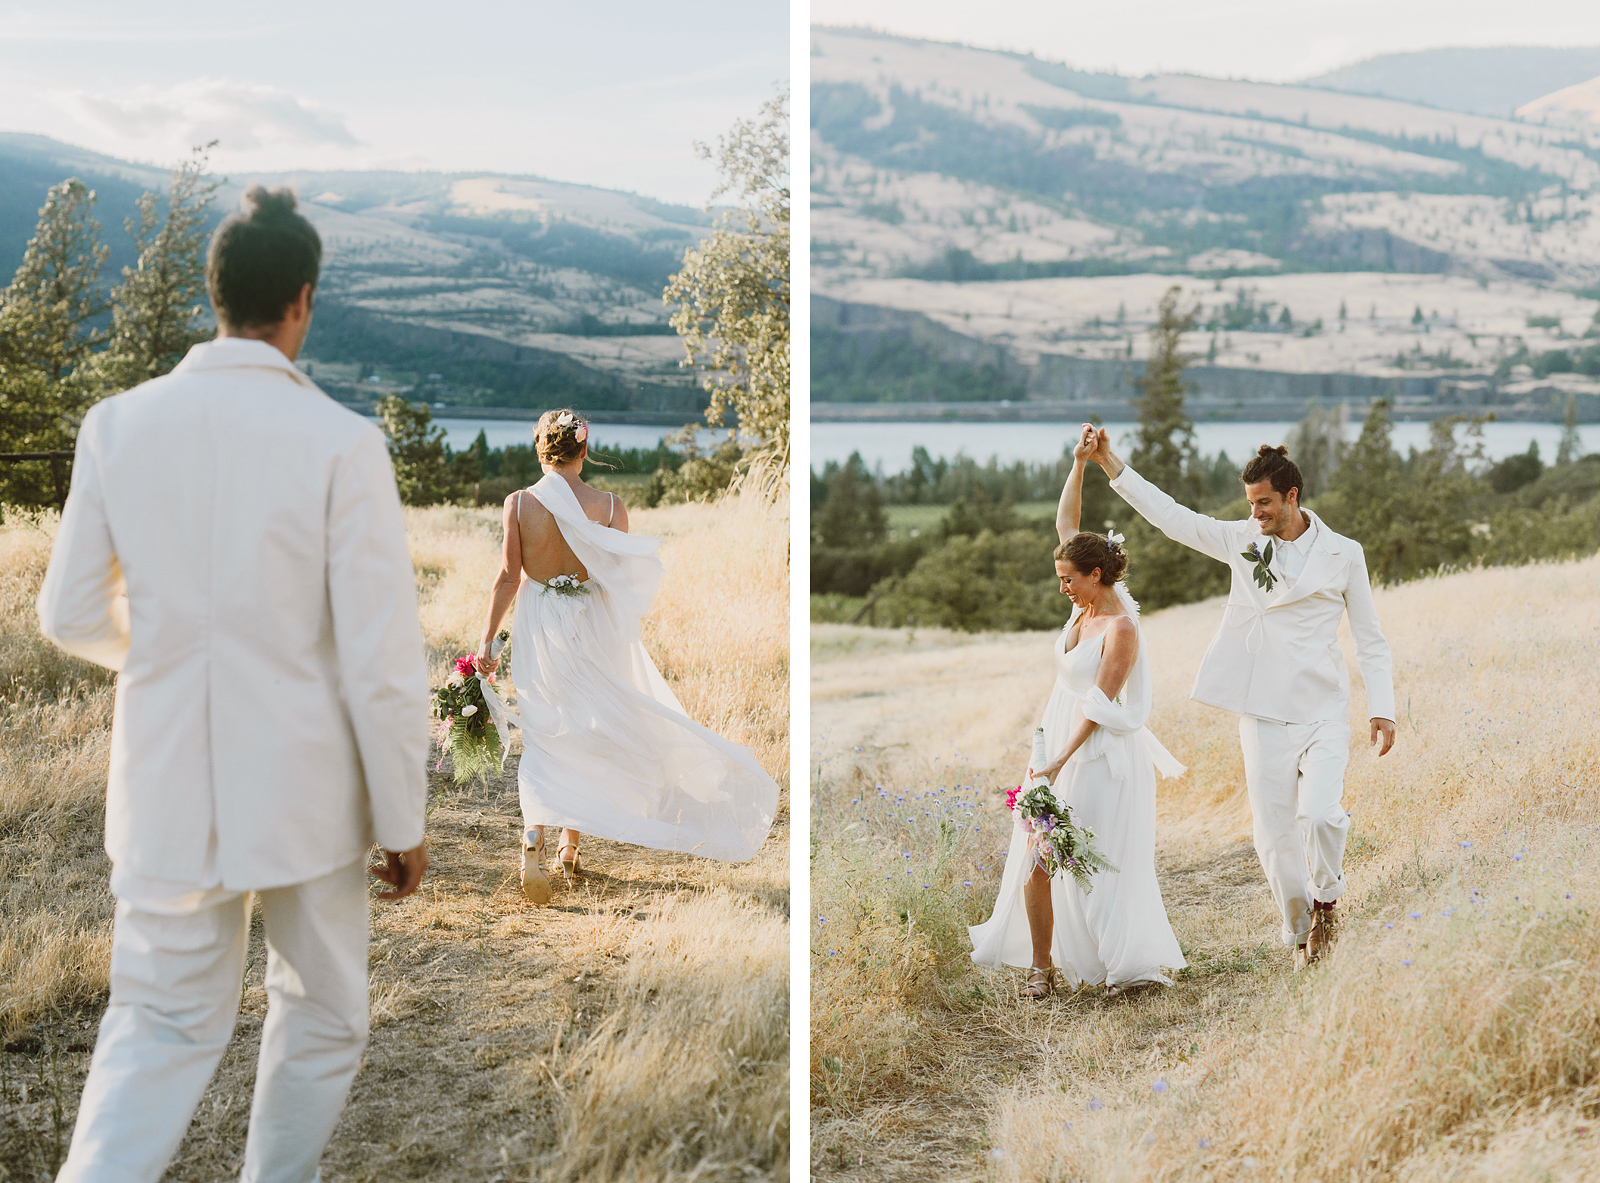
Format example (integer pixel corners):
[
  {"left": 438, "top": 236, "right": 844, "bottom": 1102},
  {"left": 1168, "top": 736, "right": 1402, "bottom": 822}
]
[{"left": 509, "top": 477, "right": 628, "bottom": 583}]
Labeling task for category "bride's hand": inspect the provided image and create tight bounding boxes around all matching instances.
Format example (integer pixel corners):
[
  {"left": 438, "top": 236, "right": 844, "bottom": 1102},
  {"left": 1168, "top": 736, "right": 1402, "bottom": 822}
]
[
  {"left": 476, "top": 651, "right": 499, "bottom": 675},
  {"left": 1072, "top": 424, "right": 1098, "bottom": 463}
]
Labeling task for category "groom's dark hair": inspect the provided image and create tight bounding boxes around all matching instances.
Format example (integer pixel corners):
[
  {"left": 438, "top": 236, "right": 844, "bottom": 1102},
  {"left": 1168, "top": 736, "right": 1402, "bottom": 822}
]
[
  {"left": 1241, "top": 444, "right": 1303, "bottom": 501},
  {"left": 206, "top": 186, "right": 322, "bottom": 330}
]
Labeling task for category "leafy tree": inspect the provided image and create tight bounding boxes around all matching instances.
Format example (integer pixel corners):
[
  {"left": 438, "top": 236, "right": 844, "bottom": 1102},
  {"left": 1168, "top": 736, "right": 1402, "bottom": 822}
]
[
  {"left": 376, "top": 395, "right": 464, "bottom": 506},
  {"left": 1488, "top": 440, "right": 1542, "bottom": 493},
  {"left": 664, "top": 92, "right": 789, "bottom": 474},
  {"left": 939, "top": 484, "right": 1016, "bottom": 538},
  {"left": 645, "top": 424, "right": 746, "bottom": 506},
  {"left": 1129, "top": 285, "right": 1203, "bottom": 507},
  {"left": 874, "top": 527, "right": 1062, "bottom": 632},
  {"left": 94, "top": 147, "right": 219, "bottom": 393}
]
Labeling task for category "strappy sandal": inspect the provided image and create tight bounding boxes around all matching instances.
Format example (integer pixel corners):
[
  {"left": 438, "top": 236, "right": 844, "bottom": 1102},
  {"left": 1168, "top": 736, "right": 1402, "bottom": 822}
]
[
  {"left": 1020, "top": 967, "right": 1056, "bottom": 1000},
  {"left": 520, "top": 829, "right": 553, "bottom": 905},
  {"left": 556, "top": 843, "right": 581, "bottom": 881}
]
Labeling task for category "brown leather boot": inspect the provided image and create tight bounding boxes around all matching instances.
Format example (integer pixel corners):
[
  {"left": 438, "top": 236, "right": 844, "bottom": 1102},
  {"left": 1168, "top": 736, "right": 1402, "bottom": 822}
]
[{"left": 1305, "top": 903, "right": 1335, "bottom": 964}]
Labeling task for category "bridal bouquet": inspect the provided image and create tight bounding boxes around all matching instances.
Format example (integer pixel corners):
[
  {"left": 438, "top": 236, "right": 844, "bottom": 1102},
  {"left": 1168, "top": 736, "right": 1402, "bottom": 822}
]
[
  {"left": 1006, "top": 728, "right": 1118, "bottom": 893},
  {"left": 431, "top": 636, "right": 516, "bottom": 784}
]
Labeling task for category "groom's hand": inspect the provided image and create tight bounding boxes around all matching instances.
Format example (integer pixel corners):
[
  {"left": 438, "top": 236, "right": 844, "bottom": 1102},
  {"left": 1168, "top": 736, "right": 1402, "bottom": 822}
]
[
  {"left": 1370, "top": 718, "right": 1395, "bottom": 757},
  {"left": 371, "top": 841, "right": 428, "bottom": 900}
]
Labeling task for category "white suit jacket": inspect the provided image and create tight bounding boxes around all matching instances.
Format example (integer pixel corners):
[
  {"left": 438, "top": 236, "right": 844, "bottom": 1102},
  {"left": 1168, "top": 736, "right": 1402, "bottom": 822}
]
[
  {"left": 1110, "top": 464, "right": 1395, "bottom": 725},
  {"left": 37, "top": 338, "right": 430, "bottom": 895}
]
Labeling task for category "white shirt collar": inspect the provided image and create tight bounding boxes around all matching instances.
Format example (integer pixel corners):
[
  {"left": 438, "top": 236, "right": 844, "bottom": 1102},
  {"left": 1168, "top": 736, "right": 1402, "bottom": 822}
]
[
  {"left": 1275, "top": 512, "right": 1317, "bottom": 551},
  {"left": 172, "top": 337, "right": 316, "bottom": 387}
]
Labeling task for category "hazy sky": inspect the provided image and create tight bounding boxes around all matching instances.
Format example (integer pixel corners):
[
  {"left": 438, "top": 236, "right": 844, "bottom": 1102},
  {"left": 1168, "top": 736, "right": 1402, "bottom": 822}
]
[
  {"left": 0, "top": 0, "right": 788, "bottom": 205},
  {"left": 807, "top": 1, "right": 1600, "bottom": 83}
]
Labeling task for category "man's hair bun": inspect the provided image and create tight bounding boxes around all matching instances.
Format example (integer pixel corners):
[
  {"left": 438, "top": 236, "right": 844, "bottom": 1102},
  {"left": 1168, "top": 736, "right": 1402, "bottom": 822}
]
[
  {"left": 206, "top": 185, "right": 321, "bottom": 330},
  {"left": 241, "top": 185, "right": 299, "bottom": 220},
  {"left": 1241, "top": 443, "right": 1304, "bottom": 500}
]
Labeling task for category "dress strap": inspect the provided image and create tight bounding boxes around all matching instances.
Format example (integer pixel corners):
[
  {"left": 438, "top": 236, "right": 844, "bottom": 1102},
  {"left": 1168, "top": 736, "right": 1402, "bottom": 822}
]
[{"left": 607, "top": 491, "right": 616, "bottom": 528}]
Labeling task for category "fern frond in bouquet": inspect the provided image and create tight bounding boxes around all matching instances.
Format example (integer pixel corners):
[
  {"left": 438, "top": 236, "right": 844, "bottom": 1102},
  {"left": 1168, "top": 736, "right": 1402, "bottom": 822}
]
[{"left": 431, "top": 653, "right": 508, "bottom": 785}]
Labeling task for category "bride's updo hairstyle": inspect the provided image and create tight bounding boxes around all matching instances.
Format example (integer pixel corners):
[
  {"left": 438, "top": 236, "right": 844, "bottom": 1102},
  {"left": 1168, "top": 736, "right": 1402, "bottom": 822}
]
[
  {"left": 535, "top": 408, "right": 589, "bottom": 466},
  {"left": 1054, "top": 531, "right": 1129, "bottom": 585}
]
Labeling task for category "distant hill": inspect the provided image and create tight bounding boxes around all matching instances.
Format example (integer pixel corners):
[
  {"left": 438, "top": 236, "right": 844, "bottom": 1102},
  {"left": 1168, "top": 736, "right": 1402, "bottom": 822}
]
[
  {"left": 1304, "top": 47, "right": 1600, "bottom": 119},
  {"left": 808, "top": 28, "right": 1600, "bottom": 411},
  {"left": 0, "top": 134, "right": 712, "bottom": 414}
]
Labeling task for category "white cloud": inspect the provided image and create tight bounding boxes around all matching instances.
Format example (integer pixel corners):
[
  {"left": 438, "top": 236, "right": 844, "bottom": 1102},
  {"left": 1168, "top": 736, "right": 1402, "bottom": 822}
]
[{"left": 58, "top": 78, "right": 358, "bottom": 153}]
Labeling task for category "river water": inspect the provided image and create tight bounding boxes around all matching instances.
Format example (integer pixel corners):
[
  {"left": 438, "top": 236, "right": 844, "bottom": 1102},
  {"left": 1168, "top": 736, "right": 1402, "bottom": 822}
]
[
  {"left": 366, "top": 418, "right": 683, "bottom": 454},
  {"left": 810, "top": 420, "right": 1597, "bottom": 474}
]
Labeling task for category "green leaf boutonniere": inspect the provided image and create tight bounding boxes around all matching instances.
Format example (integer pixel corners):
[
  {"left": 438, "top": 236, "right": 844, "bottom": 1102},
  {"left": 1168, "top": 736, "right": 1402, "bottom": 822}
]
[{"left": 1241, "top": 540, "right": 1279, "bottom": 592}]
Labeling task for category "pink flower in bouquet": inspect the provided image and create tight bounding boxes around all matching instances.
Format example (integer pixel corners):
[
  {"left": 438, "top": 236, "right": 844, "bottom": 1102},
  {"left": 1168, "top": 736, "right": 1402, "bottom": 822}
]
[
  {"left": 455, "top": 654, "right": 477, "bottom": 677},
  {"left": 1005, "top": 787, "right": 1022, "bottom": 810}
]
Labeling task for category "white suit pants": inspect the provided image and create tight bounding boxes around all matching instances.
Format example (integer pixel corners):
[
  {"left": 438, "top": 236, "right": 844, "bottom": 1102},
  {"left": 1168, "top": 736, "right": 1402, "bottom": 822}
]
[
  {"left": 57, "top": 859, "right": 370, "bottom": 1183},
  {"left": 1238, "top": 717, "right": 1351, "bottom": 946}
]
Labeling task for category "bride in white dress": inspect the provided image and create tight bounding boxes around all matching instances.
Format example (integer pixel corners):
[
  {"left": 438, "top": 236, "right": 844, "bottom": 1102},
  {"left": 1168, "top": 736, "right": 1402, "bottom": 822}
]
[
  {"left": 474, "top": 409, "right": 779, "bottom": 904},
  {"left": 968, "top": 426, "right": 1187, "bottom": 997}
]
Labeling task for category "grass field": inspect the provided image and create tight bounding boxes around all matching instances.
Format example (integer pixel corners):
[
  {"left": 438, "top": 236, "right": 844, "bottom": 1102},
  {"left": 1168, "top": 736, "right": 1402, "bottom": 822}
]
[
  {"left": 1, "top": 488, "right": 790, "bottom": 1182},
  {"left": 811, "top": 555, "right": 1600, "bottom": 1181},
  {"left": 883, "top": 502, "right": 1056, "bottom": 537}
]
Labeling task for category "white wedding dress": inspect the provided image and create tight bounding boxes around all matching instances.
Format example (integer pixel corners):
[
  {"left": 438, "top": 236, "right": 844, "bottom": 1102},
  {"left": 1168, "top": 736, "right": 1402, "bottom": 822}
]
[
  {"left": 969, "top": 585, "right": 1188, "bottom": 990},
  {"left": 508, "top": 474, "right": 777, "bottom": 862}
]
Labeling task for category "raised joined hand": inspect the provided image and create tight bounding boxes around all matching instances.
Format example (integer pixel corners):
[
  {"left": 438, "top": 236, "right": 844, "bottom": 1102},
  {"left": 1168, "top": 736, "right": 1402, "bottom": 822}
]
[{"left": 1072, "top": 423, "right": 1098, "bottom": 463}]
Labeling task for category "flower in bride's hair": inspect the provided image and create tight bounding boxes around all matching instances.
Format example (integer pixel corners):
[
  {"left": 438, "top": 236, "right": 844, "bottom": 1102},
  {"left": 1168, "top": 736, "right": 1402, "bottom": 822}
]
[
  {"left": 1106, "top": 529, "right": 1125, "bottom": 549},
  {"left": 555, "top": 411, "right": 574, "bottom": 427},
  {"left": 574, "top": 424, "right": 588, "bottom": 442}
]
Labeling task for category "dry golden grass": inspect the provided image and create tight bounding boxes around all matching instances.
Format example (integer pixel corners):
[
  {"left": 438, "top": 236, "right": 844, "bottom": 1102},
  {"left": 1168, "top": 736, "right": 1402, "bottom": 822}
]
[
  {"left": 811, "top": 555, "right": 1600, "bottom": 1181},
  {"left": 1, "top": 488, "right": 789, "bottom": 1181}
]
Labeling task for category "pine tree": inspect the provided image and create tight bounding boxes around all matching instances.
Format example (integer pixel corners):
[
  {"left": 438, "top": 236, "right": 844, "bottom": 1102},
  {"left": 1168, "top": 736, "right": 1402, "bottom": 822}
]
[
  {"left": 0, "top": 178, "right": 110, "bottom": 508},
  {"left": 375, "top": 395, "right": 464, "bottom": 506},
  {"left": 1557, "top": 391, "right": 1581, "bottom": 465},
  {"left": 95, "top": 146, "right": 220, "bottom": 393},
  {"left": 1129, "top": 285, "right": 1202, "bottom": 506},
  {"left": 0, "top": 178, "right": 109, "bottom": 381}
]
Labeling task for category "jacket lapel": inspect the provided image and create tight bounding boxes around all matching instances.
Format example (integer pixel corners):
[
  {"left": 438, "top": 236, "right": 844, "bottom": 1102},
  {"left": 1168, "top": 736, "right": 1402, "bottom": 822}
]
[{"left": 1266, "top": 510, "right": 1344, "bottom": 609}]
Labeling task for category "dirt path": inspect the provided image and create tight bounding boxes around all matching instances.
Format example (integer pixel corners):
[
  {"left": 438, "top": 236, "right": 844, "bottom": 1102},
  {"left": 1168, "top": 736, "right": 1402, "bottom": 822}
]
[{"left": 2, "top": 748, "right": 789, "bottom": 1182}]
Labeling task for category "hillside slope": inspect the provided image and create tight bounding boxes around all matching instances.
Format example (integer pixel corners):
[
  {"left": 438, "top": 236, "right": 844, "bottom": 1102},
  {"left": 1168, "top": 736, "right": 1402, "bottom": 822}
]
[
  {"left": 0, "top": 134, "right": 711, "bottom": 412},
  {"left": 808, "top": 29, "right": 1600, "bottom": 410},
  {"left": 1303, "top": 46, "right": 1600, "bottom": 119}
]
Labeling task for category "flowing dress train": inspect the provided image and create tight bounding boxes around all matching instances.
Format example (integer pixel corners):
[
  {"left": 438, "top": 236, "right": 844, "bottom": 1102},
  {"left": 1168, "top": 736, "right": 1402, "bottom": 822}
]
[
  {"left": 509, "top": 473, "right": 777, "bottom": 862},
  {"left": 968, "top": 587, "right": 1187, "bottom": 989}
]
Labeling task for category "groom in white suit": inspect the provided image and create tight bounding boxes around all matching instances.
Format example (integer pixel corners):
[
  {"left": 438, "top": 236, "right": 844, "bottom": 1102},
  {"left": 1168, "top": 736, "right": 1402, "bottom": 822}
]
[
  {"left": 37, "top": 187, "right": 431, "bottom": 1182},
  {"left": 1088, "top": 430, "right": 1395, "bottom": 969}
]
